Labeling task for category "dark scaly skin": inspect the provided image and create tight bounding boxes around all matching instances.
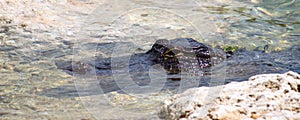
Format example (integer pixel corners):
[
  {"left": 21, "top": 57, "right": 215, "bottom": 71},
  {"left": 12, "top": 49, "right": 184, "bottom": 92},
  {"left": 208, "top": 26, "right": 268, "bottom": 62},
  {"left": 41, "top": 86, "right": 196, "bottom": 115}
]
[
  {"left": 57, "top": 38, "right": 228, "bottom": 76},
  {"left": 55, "top": 38, "right": 300, "bottom": 93},
  {"left": 146, "top": 38, "right": 227, "bottom": 74}
]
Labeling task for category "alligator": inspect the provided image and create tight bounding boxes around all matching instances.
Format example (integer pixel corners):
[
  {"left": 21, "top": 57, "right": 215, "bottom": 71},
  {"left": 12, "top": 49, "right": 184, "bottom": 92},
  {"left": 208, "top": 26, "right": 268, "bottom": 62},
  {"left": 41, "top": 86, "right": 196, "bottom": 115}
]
[{"left": 55, "top": 38, "right": 300, "bottom": 93}]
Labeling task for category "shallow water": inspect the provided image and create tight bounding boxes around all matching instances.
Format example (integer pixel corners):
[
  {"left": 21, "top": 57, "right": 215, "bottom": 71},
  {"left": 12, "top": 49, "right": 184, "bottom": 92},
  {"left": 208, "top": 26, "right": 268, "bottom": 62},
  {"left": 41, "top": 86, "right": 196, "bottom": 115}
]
[{"left": 1, "top": 0, "right": 300, "bottom": 119}]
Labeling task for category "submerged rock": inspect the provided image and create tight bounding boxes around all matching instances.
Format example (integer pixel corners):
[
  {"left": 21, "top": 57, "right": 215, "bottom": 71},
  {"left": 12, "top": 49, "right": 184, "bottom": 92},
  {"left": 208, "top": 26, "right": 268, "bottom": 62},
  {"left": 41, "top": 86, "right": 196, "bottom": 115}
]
[{"left": 160, "top": 71, "right": 300, "bottom": 120}]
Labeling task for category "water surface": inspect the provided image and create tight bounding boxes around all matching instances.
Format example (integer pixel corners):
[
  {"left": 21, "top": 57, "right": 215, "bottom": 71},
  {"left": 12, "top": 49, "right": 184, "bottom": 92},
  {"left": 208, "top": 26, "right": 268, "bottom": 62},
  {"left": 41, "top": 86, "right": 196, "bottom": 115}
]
[{"left": 1, "top": 0, "right": 300, "bottom": 119}]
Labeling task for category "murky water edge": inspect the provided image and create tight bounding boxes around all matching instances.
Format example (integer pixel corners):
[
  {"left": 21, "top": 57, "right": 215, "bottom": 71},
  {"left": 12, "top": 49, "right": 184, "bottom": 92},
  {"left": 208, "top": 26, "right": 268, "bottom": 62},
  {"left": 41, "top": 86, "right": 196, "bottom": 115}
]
[{"left": 0, "top": 0, "right": 299, "bottom": 119}]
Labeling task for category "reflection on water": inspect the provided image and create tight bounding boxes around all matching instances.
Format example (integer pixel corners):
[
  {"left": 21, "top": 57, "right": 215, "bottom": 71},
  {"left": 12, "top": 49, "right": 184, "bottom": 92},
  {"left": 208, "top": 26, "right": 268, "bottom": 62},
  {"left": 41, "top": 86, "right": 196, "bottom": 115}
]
[
  {"left": 227, "top": 0, "right": 300, "bottom": 51},
  {"left": 1, "top": 0, "right": 300, "bottom": 119}
]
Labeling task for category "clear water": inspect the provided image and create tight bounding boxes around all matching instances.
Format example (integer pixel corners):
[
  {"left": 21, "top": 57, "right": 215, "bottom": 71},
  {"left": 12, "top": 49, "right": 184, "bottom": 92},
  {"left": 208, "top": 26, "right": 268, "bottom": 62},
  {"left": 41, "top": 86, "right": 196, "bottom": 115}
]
[{"left": 1, "top": 0, "right": 299, "bottom": 119}]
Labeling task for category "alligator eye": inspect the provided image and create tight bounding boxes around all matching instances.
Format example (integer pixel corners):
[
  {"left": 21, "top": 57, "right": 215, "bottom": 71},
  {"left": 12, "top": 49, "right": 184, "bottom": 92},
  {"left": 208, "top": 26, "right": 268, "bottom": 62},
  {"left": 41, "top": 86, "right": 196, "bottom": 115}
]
[
  {"left": 171, "top": 49, "right": 181, "bottom": 55},
  {"left": 163, "top": 49, "right": 176, "bottom": 57},
  {"left": 163, "top": 48, "right": 184, "bottom": 57}
]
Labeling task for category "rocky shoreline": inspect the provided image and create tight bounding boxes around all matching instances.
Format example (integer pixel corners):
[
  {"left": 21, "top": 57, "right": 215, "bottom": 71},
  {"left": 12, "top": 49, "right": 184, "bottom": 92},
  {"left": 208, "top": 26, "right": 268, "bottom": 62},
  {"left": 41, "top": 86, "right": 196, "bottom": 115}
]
[{"left": 160, "top": 71, "right": 300, "bottom": 120}]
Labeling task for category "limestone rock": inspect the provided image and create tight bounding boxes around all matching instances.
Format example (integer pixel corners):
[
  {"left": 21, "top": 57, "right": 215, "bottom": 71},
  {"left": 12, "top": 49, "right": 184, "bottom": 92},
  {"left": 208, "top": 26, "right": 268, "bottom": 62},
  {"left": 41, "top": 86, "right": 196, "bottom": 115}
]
[{"left": 160, "top": 71, "right": 300, "bottom": 120}]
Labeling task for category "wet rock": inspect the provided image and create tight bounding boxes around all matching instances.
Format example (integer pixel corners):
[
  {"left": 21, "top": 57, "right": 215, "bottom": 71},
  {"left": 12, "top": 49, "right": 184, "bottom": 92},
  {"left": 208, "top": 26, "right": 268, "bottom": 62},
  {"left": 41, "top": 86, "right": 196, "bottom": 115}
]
[
  {"left": 0, "top": 26, "right": 9, "bottom": 33},
  {"left": 0, "top": 45, "right": 18, "bottom": 51},
  {"left": 160, "top": 71, "right": 300, "bottom": 120}
]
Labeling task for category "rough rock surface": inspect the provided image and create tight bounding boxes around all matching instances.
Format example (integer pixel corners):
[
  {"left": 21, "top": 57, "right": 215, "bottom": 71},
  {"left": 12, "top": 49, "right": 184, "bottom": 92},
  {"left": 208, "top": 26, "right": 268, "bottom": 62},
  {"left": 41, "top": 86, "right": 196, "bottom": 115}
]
[{"left": 160, "top": 71, "right": 300, "bottom": 120}]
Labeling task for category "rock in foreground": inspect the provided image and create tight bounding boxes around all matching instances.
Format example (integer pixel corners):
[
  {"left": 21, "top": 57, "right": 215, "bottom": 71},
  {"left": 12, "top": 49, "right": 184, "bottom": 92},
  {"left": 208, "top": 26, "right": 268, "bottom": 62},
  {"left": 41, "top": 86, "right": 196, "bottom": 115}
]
[{"left": 160, "top": 71, "right": 300, "bottom": 120}]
